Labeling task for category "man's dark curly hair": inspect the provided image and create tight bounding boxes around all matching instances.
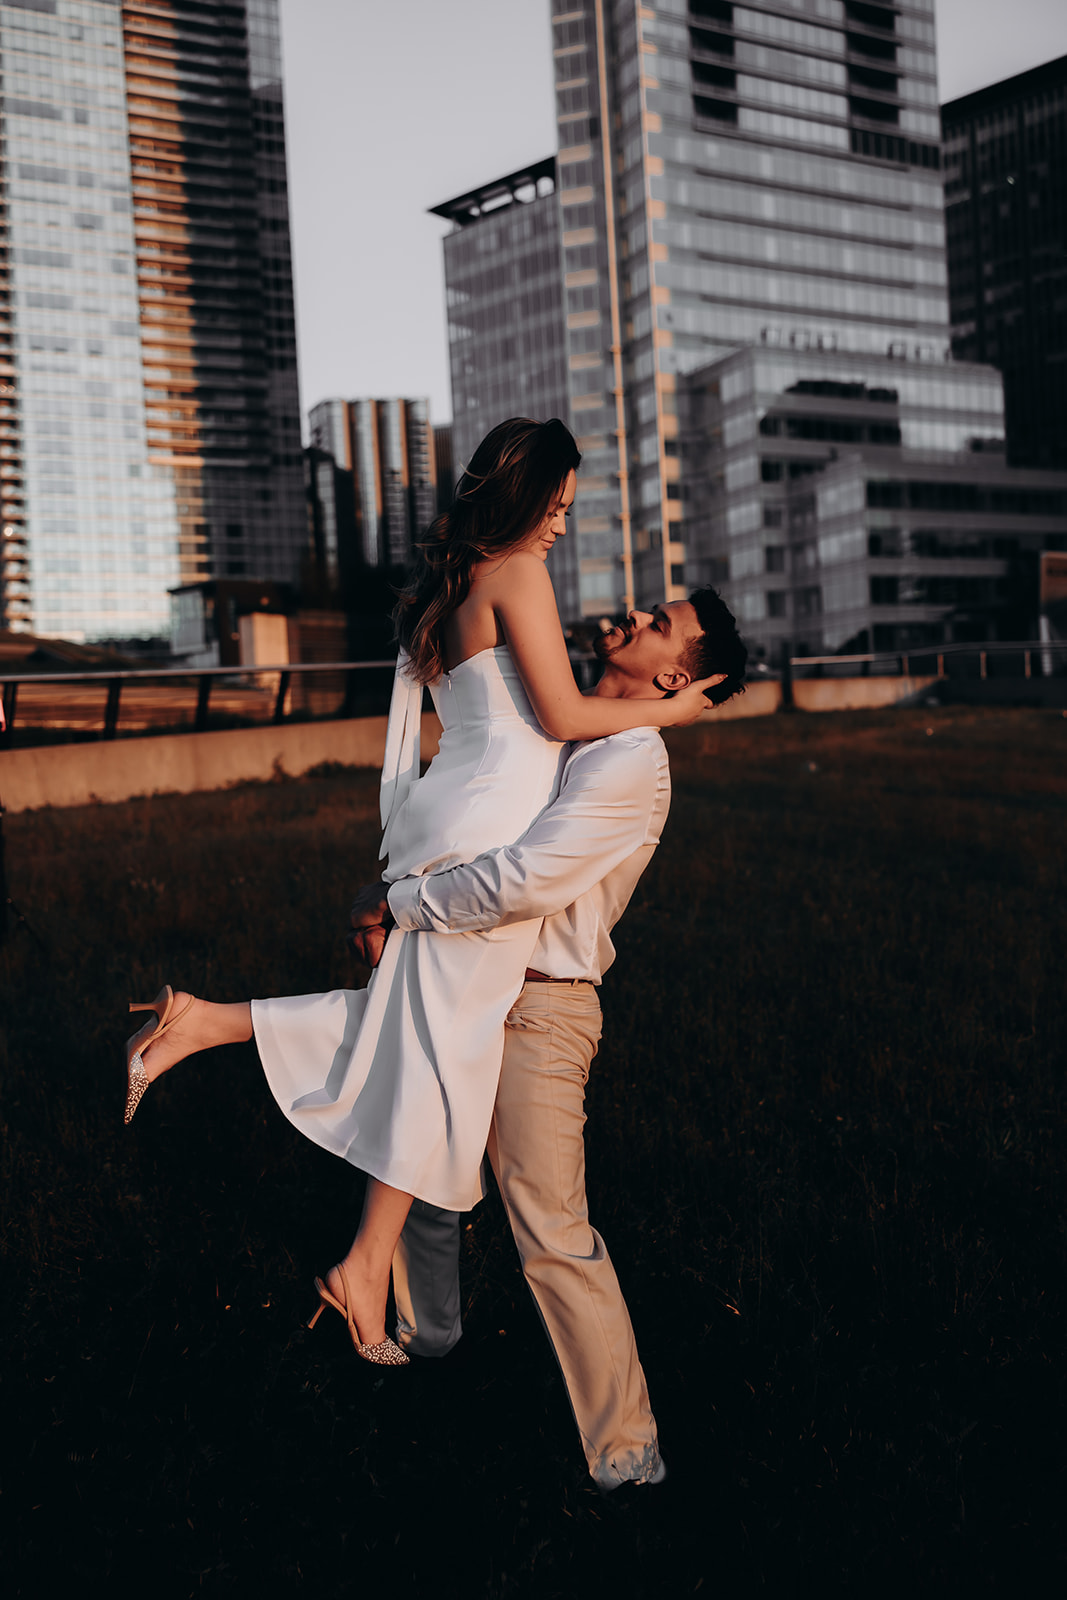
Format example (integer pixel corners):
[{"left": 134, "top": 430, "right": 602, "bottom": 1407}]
[{"left": 683, "top": 586, "right": 747, "bottom": 706}]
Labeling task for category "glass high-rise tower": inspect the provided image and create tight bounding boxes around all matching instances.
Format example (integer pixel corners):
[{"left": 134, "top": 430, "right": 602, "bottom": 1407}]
[
  {"left": 549, "top": 0, "right": 949, "bottom": 614},
  {"left": 431, "top": 158, "right": 576, "bottom": 612},
  {"left": 0, "top": 0, "right": 303, "bottom": 644},
  {"left": 308, "top": 396, "right": 438, "bottom": 570}
]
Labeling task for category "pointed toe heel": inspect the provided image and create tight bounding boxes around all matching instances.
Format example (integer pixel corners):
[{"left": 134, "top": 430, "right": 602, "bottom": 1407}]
[
  {"left": 123, "top": 985, "right": 196, "bottom": 1126},
  {"left": 308, "top": 1268, "right": 410, "bottom": 1367}
]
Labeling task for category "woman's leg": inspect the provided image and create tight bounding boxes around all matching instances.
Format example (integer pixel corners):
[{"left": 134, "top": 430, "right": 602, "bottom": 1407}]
[
  {"left": 327, "top": 1178, "right": 414, "bottom": 1348},
  {"left": 136, "top": 996, "right": 410, "bottom": 1348},
  {"left": 137, "top": 994, "right": 253, "bottom": 1082}
]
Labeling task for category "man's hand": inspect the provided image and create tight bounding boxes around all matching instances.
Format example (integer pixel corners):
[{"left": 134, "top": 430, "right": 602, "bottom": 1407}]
[{"left": 347, "top": 879, "right": 395, "bottom": 969}]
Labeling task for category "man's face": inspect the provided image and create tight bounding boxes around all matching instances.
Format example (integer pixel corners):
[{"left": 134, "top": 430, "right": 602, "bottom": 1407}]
[{"left": 594, "top": 600, "right": 704, "bottom": 691}]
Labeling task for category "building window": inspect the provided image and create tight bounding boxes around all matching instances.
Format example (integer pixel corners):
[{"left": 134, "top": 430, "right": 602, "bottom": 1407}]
[
  {"left": 866, "top": 480, "right": 905, "bottom": 508},
  {"left": 850, "top": 128, "right": 939, "bottom": 166},
  {"left": 690, "top": 24, "right": 733, "bottom": 56},
  {"left": 692, "top": 60, "right": 736, "bottom": 90},
  {"left": 766, "top": 545, "right": 785, "bottom": 572},
  {"left": 848, "top": 63, "right": 898, "bottom": 93},
  {"left": 691, "top": 0, "right": 733, "bottom": 20},
  {"left": 871, "top": 576, "right": 899, "bottom": 604},
  {"left": 844, "top": 2, "right": 897, "bottom": 30},
  {"left": 761, "top": 459, "right": 783, "bottom": 482},
  {"left": 767, "top": 590, "right": 788, "bottom": 617},
  {"left": 671, "top": 564, "right": 686, "bottom": 586},
  {"left": 847, "top": 30, "right": 897, "bottom": 61},
  {"left": 850, "top": 95, "right": 899, "bottom": 125},
  {"left": 693, "top": 95, "right": 738, "bottom": 123}
]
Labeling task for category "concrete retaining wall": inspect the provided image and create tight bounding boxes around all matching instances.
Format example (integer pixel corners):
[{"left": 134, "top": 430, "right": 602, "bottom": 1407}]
[
  {"left": 702, "top": 678, "right": 783, "bottom": 719},
  {"left": 2, "top": 713, "right": 442, "bottom": 814},
  {"left": 1, "top": 674, "right": 937, "bottom": 813},
  {"left": 793, "top": 674, "right": 936, "bottom": 712}
]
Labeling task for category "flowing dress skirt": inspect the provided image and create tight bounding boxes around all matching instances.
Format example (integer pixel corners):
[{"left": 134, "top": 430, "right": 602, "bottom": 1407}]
[{"left": 252, "top": 647, "right": 566, "bottom": 1211}]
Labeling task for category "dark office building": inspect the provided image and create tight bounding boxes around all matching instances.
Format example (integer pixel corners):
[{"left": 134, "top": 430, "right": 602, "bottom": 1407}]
[
  {"left": 433, "top": 424, "right": 454, "bottom": 512},
  {"left": 304, "top": 445, "right": 355, "bottom": 598},
  {"left": 943, "top": 56, "right": 1067, "bottom": 471}
]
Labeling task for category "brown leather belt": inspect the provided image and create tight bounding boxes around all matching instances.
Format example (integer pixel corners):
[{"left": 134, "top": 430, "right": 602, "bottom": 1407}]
[{"left": 524, "top": 968, "right": 592, "bottom": 985}]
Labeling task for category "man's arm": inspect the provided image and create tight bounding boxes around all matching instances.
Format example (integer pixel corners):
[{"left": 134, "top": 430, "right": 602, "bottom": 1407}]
[{"left": 386, "top": 737, "right": 663, "bottom": 935}]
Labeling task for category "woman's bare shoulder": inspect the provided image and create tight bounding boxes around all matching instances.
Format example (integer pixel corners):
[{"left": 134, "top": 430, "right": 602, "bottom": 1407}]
[{"left": 476, "top": 551, "right": 553, "bottom": 590}]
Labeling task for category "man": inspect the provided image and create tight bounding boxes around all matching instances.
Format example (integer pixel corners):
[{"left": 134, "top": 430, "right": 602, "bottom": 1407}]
[{"left": 349, "top": 587, "right": 746, "bottom": 1491}]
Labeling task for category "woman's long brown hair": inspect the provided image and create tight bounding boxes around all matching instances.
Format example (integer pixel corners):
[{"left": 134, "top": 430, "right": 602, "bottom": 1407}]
[{"left": 393, "top": 417, "right": 581, "bottom": 685}]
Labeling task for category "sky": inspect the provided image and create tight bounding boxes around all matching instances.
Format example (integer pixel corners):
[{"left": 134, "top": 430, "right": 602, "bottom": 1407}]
[{"left": 276, "top": 0, "right": 1067, "bottom": 430}]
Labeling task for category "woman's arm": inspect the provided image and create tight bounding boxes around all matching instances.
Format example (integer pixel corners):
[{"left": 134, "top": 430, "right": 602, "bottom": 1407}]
[{"left": 492, "top": 555, "right": 712, "bottom": 740}]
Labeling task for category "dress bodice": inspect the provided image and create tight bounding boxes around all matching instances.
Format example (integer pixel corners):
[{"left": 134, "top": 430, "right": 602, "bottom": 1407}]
[
  {"left": 381, "top": 646, "right": 566, "bottom": 884},
  {"left": 430, "top": 645, "right": 544, "bottom": 733}
]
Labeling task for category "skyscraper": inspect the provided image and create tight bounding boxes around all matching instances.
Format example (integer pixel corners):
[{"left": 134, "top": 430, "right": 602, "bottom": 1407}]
[
  {"left": 308, "top": 396, "right": 438, "bottom": 570},
  {"left": 0, "top": 0, "right": 303, "bottom": 644},
  {"left": 431, "top": 158, "right": 575, "bottom": 608},
  {"left": 433, "top": 159, "right": 568, "bottom": 471},
  {"left": 942, "top": 55, "right": 1067, "bottom": 471},
  {"left": 550, "top": 0, "right": 949, "bottom": 614}
]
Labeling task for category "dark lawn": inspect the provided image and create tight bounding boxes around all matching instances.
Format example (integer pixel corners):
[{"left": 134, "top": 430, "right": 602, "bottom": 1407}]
[{"left": 1, "top": 705, "right": 1064, "bottom": 1596}]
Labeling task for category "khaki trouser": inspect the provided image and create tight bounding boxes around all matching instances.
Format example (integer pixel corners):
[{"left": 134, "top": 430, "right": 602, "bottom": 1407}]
[{"left": 392, "top": 981, "right": 662, "bottom": 1489}]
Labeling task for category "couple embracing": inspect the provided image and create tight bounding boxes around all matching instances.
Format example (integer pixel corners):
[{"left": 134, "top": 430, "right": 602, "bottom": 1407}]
[{"left": 123, "top": 418, "right": 746, "bottom": 1492}]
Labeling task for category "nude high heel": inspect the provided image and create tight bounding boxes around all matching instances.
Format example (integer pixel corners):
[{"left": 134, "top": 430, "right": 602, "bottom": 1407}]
[
  {"left": 124, "top": 984, "right": 196, "bottom": 1125},
  {"left": 308, "top": 1263, "right": 410, "bottom": 1367}
]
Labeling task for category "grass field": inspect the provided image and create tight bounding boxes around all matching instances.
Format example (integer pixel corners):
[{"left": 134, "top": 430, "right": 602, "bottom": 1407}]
[{"left": 2, "top": 705, "right": 1064, "bottom": 1597}]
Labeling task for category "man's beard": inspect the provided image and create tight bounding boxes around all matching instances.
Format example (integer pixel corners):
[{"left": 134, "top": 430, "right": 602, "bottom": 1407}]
[{"left": 593, "top": 620, "right": 633, "bottom": 662}]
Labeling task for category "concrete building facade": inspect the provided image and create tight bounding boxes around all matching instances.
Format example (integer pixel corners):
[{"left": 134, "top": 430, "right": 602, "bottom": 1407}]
[{"left": 681, "top": 343, "right": 1066, "bottom": 659}]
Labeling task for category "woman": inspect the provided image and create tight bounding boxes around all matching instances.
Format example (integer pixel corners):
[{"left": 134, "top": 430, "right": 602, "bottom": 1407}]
[{"left": 123, "top": 418, "right": 714, "bottom": 1365}]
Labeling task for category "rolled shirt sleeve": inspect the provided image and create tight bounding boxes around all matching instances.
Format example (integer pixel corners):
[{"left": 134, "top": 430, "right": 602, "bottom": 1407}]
[{"left": 387, "top": 736, "right": 662, "bottom": 935}]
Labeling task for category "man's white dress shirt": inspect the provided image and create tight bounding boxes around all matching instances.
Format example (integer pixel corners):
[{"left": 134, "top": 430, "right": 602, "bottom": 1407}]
[
  {"left": 390, "top": 724, "right": 673, "bottom": 1487},
  {"left": 386, "top": 726, "right": 671, "bottom": 978}
]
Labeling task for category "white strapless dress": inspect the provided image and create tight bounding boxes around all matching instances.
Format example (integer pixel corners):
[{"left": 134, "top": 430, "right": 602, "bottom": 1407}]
[{"left": 251, "top": 648, "right": 566, "bottom": 1211}]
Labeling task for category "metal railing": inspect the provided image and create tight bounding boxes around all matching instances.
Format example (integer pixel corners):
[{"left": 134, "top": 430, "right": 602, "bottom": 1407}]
[
  {"left": 1, "top": 640, "right": 1064, "bottom": 749},
  {"left": 788, "top": 639, "right": 1067, "bottom": 680},
  {"left": 0, "top": 658, "right": 397, "bottom": 746}
]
